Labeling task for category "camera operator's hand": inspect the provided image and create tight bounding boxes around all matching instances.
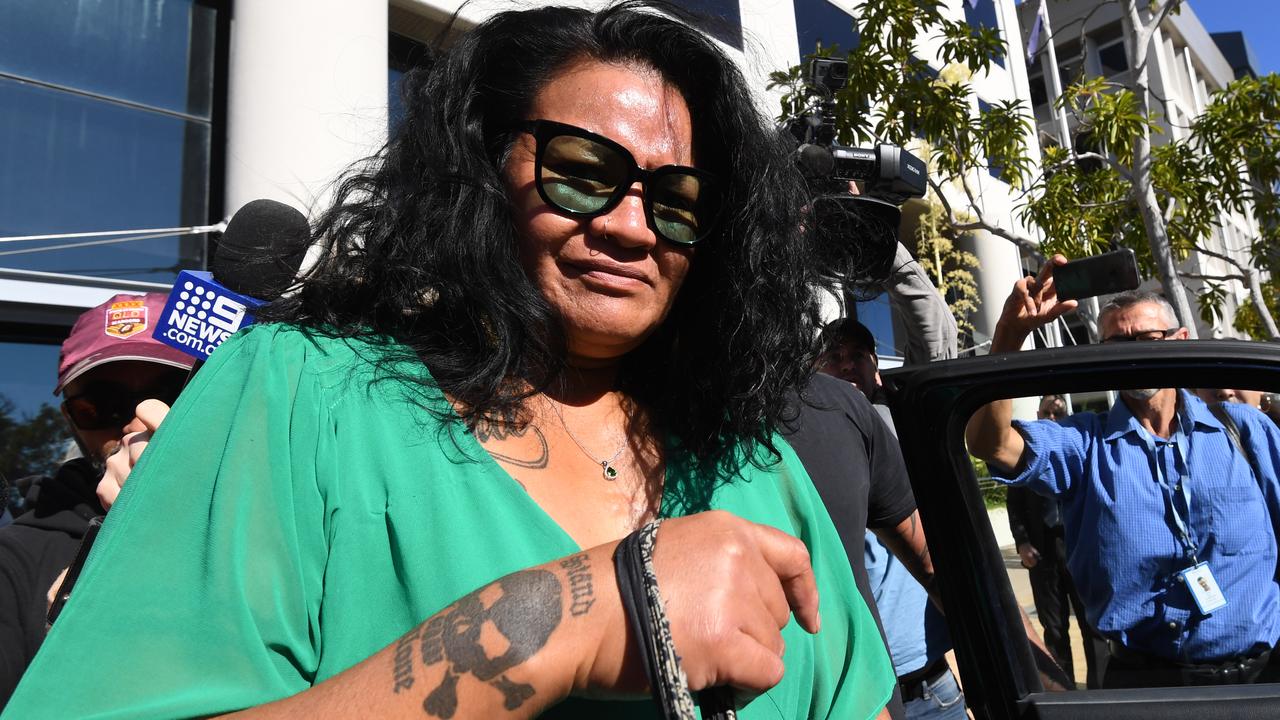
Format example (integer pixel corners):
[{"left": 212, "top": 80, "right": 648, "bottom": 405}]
[
  {"left": 98, "top": 399, "right": 170, "bottom": 511},
  {"left": 991, "top": 254, "right": 1078, "bottom": 354}
]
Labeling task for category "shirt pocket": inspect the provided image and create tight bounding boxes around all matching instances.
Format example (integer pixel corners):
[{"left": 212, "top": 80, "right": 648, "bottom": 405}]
[{"left": 1204, "top": 484, "right": 1267, "bottom": 556}]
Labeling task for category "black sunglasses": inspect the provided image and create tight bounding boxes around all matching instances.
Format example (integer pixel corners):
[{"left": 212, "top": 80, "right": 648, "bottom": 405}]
[
  {"left": 517, "top": 120, "right": 722, "bottom": 246},
  {"left": 63, "top": 376, "right": 185, "bottom": 431},
  {"left": 1101, "top": 328, "right": 1180, "bottom": 343}
]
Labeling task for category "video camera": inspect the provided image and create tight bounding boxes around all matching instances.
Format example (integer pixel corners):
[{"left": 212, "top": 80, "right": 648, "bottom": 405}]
[
  {"left": 785, "top": 58, "right": 928, "bottom": 293},
  {"left": 788, "top": 58, "right": 928, "bottom": 204}
]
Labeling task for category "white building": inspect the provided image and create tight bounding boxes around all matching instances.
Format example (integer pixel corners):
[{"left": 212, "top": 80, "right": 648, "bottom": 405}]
[
  {"left": 1016, "top": 0, "right": 1267, "bottom": 340},
  {"left": 0, "top": 0, "right": 1037, "bottom": 417}
]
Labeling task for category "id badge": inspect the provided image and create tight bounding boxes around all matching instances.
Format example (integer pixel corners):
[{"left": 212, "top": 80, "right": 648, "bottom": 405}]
[{"left": 1182, "top": 562, "right": 1228, "bottom": 615}]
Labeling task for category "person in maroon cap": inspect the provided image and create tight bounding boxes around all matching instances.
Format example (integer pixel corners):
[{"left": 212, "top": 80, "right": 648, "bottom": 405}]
[{"left": 0, "top": 293, "right": 191, "bottom": 708}]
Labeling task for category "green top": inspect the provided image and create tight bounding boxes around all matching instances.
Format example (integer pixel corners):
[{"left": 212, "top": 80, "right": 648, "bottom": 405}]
[{"left": 4, "top": 325, "right": 893, "bottom": 719}]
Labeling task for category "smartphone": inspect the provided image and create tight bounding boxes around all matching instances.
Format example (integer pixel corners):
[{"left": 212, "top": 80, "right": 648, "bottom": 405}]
[{"left": 1052, "top": 249, "right": 1141, "bottom": 301}]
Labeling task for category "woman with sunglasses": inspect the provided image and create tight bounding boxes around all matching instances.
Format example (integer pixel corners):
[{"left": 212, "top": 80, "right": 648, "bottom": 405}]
[{"left": 4, "top": 4, "right": 894, "bottom": 719}]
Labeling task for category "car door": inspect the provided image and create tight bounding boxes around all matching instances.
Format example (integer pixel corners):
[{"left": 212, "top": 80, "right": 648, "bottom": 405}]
[{"left": 882, "top": 339, "right": 1280, "bottom": 719}]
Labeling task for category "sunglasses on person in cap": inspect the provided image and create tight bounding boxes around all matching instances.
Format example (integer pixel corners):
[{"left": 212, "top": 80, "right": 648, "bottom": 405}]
[
  {"left": 517, "top": 120, "right": 722, "bottom": 246},
  {"left": 62, "top": 375, "right": 185, "bottom": 431}
]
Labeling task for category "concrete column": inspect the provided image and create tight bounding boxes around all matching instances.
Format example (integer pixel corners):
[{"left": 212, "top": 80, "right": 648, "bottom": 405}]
[
  {"left": 958, "top": 228, "right": 1025, "bottom": 354},
  {"left": 224, "top": 0, "right": 389, "bottom": 220},
  {"left": 960, "top": 230, "right": 1042, "bottom": 420}
]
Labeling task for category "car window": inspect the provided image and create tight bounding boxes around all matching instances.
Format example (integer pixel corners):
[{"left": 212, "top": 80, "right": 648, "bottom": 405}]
[
  {"left": 960, "top": 381, "right": 1280, "bottom": 692},
  {"left": 883, "top": 344, "right": 1280, "bottom": 718}
]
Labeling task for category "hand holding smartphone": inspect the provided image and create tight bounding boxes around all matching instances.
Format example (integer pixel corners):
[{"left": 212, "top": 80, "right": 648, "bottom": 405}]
[{"left": 1051, "top": 249, "right": 1141, "bottom": 301}]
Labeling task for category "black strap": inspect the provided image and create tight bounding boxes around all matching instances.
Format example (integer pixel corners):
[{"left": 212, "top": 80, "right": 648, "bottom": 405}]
[
  {"left": 613, "top": 525, "right": 736, "bottom": 720},
  {"left": 614, "top": 529, "right": 664, "bottom": 708},
  {"left": 46, "top": 515, "right": 104, "bottom": 627}
]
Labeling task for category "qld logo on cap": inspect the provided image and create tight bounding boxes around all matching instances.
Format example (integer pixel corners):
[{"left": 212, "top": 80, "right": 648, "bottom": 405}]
[
  {"left": 104, "top": 299, "right": 148, "bottom": 339},
  {"left": 153, "top": 271, "right": 263, "bottom": 361}
]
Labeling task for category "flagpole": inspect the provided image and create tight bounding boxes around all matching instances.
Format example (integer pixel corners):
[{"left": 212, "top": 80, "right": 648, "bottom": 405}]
[{"left": 1036, "top": 0, "right": 1075, "bottom": 158}]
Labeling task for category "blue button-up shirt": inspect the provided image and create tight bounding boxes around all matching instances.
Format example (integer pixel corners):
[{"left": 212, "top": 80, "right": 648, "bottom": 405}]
[{"left": 995, "top": 390, "right": 1280, "bottom": 663}]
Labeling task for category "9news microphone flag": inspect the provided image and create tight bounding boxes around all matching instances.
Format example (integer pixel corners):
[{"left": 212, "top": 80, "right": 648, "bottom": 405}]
[
  {"left": 150, "top": 198, "right": 310, "bottom": 363},
  {"left": 152, "top": 271, "right": 263, "bottom": 361}
]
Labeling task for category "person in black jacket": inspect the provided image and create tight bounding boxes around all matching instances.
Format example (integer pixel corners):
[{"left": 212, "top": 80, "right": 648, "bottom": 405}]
[{"left": 0, "top": 293, "right": 189, "bottom": 706}]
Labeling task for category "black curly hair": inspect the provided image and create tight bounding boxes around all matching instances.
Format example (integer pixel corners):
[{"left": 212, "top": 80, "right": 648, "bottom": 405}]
[{"left": 267, "top": 2, "right": 822, "bottom": 500}]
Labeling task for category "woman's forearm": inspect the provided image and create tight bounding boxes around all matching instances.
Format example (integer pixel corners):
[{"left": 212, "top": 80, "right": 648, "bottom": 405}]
[{"left": 224, "top": 544, "right": 626, "bottom": 720}]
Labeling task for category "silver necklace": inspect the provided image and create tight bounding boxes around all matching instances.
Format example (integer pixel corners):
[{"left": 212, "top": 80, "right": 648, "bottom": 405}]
[{"left": 547, "top": 399, "right": 626, "bottom": 480}]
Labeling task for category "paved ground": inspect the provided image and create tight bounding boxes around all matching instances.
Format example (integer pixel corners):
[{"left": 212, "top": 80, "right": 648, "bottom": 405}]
[{"left": 1000, "top": 544, "right": 1090, "bottom": 688}]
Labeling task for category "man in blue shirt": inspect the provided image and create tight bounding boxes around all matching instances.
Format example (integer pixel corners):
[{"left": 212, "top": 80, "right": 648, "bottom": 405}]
[
  {"left": 967, "top": 258, "right": 1280, "bottom": 688},
  {"left": 865, "top": 531, "right": 967, "bottom": 718}
]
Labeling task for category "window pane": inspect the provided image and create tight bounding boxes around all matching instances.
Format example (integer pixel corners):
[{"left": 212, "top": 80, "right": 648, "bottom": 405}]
[
  {"left": 978, "top": 99, "right": 1004, "bottom": 180},
  {"left": 0, "top": 0, "right": 216, "bottom": 118},
  {"left": 0, "top": 342, "right": 63, "bottom": 419},
  {"left": 389, "top": 32, "right": 428, "bottom": 133},
  {"left": 1098, "top": 42, "right": 1128, "bottom": 76},
  {"left": 1028, "top": 73, "right": 1048, "bottom": 107},
  {"left": 855, "top": 295, "right": 899, "bottom": 360},
  {"left": 388, "top": 66, "right": 406, "bottom": 132},
  {"left": 795, "top": 0, "right": 861, "bottom": 56},
  {"left": 0, "top": 78, "right": 210, "bottom": 283},
  {"left": 0, "top": 342, "right": 75, "bottom": 485}
]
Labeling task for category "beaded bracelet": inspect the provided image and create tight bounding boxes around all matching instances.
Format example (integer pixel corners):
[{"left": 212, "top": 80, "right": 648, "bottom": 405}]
[{"left": 613, "top": 520, "right": 736, "bottom": 720}]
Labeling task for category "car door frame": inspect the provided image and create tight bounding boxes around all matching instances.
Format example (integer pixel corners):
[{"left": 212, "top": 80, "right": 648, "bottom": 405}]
[{"left": 882, "top": 339, "right": 1280, "bottom": 720}]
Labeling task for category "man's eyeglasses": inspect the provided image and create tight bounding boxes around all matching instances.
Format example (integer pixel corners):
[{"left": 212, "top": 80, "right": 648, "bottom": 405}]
[
  {"left": 517, "top": 120, "right": 722, "bottom": 246},
  {"left": 1101, "top": 328, "right": 1180, "bottom": 343},
  {"left": 62, "top": 377, "right": 185, "bottom": 431}
]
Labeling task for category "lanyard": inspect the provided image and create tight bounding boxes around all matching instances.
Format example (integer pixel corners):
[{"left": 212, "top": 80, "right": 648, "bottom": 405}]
[{"left": 1138, "top": 414, "right": 1198, "bottom": 565}]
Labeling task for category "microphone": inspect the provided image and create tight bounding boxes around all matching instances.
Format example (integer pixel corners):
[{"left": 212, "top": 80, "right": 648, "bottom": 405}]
[{"left": 153, "top": 199, "right": 310, "bottom": 363}]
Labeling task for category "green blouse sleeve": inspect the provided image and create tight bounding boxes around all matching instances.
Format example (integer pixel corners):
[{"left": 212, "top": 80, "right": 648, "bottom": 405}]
[{"left": 4, "top": 325, "right": 337, "bottom": 719}]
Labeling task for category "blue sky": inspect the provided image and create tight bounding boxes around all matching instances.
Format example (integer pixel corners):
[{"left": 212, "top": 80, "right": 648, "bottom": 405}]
[{"left": 1189, "top": 1, "right": 1279, "bottom": 76}]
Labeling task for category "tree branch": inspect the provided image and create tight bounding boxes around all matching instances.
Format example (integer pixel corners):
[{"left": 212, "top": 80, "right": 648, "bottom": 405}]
[
  {"left": 1180, "top": 271, "right": 1247, "bottom": 282},
  {"left": 1078, "top": 198, "right": 1130, "bottom": 209},
  {"left": 929, "top": 175, "right": 1045, "bottom": 259},
  {"left": 1191, "top": 242, "right": 1246, "bottom": 272},
  {"left": 1134, "top": 0, "right": 1183, "bottom": 76},
  {"left": 1072, "top": 151, "right": 1134, "bottom": 180}
]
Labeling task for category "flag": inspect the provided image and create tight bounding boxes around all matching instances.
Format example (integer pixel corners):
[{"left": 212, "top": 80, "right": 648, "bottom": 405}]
[{"left": 1026, "top": 0, "right": 1045, "bottom": 62}]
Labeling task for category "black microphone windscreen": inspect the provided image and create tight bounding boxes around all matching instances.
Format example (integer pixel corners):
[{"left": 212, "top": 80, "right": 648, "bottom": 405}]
[{"left": 212, "top": 199, "right": 311, "bottom": 301}]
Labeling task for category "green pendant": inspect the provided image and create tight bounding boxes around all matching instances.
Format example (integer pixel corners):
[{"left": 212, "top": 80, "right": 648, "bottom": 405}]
[{"left": 602, "top": 461, "right": 619, "bottom": 480}]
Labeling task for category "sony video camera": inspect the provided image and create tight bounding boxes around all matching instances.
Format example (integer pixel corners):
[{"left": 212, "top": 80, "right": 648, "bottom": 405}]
[{"left": 786, "top": 57, "right": 928, "bottom": 293}]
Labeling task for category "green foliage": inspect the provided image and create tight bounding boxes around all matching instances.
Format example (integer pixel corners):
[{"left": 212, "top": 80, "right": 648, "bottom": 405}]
[
  {"left": 1234, "top": 282, "right": 1280, "bottom": 340},
  {"left": 768, "top": 0, "right": 1034, "bottom": 187},
  {"left": 1023, "top": 69, "right": 1279, "bottom": 336},
  {"left": 769, "top": 0, "right": 1278, "bottom": 337},
  {"left": 1197, "top": 281, "right": 1230, "bottom": 327},
  {"left": 0, "top": 396, "right": 72, "bottom": 484},
  {"left": 1191, "top": 74, "right": 1280, "bottom": 275},
  {"left": 767, "top": 0, "right": 1027, "bottom": 328},
  {"left": 982, "top": 481, "right": 1008, "bottom": 510}
]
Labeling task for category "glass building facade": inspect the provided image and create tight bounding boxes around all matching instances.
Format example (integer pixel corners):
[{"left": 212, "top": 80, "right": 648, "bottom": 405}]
[
  {"left": 0, "top": 0, "right": 223, "bottom": 420},
  {"left": 0, "top": 0, "right": 220, "bottom": 285}
]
